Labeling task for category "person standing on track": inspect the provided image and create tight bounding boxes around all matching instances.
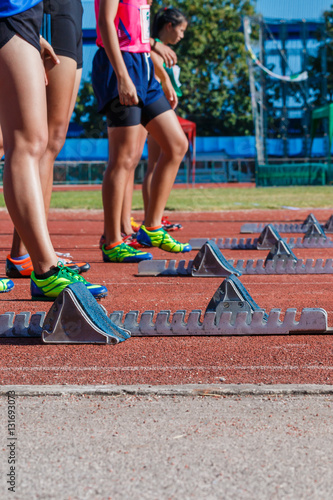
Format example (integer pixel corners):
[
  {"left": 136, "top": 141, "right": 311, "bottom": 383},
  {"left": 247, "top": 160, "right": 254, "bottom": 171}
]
[
  {"left": 5, "top": 0, "right": 91, "bottom": 280},
  {"left": 0, "top": 1, "right": 107, "bottom": 300},
  {"left": 142, "top": 7, "right": 188, "bottom": 227},
  {"left": 93, "top": 0, "right": 191, "bottom": 263}
]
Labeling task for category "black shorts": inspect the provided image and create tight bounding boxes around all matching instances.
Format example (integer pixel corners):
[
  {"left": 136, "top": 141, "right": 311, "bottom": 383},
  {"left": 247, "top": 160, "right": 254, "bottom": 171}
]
[
  {"left": 0, "top": 3, "right": 43, "bottom": 52},
  {"left": 42, "top": 0, "right": 83, "bottom": 68}
]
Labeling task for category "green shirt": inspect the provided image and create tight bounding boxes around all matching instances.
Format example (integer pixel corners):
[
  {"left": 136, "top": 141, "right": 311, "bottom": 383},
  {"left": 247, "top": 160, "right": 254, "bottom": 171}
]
[{"left": 155, "top": 38, "right": 183, "bottom": 97}]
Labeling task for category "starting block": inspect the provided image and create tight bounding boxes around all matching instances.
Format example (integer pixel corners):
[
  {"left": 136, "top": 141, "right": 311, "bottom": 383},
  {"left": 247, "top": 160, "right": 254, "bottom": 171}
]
[
  {"left": 1, "top": 275, "right": 331, "bottom": 336},
  {"left": 240, "top": 212, "right": 325, "bottom": 234},
  {"left": 188, "top": 224, "right": 282, "bottom": 251},
  {"left": 264, "top": 239, "right": 297, "bottom": 266},
  {"left": 205, "top": 274, "right": 268, "bottom": 325},
  {"left": 138, "top": 240, "right": 333, "bottom": 276},
  {"left": 189, "top": 223, "right": 333, "bottom": 251},
  {"left": 138, "top": 241, "right": 242, "bottom": 277},
  {"left": 42, "top": 283, "right": 131, "bottom": 344},
  {"left": 324, "top": 215, "right": 333, "bottom": 233},
  {"left": 191, "top": 241, "right": 242, "bottom": 277},
  {"left": 0, "top": 311, "right": 46, "bottom": 337}
]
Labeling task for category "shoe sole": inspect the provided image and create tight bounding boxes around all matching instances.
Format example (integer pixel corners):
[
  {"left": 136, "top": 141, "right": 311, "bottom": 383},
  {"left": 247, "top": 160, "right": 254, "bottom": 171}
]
[
  {"left": 6, "top": 268, "right": 32, "bottom": 279},
  {"left": 103, "top": 257, "right": 152, "bottom": 263}
]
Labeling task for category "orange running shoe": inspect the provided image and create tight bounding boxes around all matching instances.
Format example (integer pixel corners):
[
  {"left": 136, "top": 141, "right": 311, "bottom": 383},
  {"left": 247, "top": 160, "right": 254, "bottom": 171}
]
[
  {"left": 6, "top": 254, "right": 34, "bottom": 278},
  {"left": 5, "top": 254, "right": 88, "bottom": 278}
]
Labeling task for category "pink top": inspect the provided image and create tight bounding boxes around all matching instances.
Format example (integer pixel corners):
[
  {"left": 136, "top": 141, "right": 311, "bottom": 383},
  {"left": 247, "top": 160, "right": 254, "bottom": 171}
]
[{"left": 95, "top": 0, "right": 151, "bottom": 53}]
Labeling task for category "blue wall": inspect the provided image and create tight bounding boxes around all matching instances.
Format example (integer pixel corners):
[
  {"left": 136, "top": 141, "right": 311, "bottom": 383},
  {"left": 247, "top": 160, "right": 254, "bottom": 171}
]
[
  {"left": 57, "top": 137, "right": 256, "bottom": 161},
  {"left": 57, "top": 136, "right": 328, "bottom": 161}
]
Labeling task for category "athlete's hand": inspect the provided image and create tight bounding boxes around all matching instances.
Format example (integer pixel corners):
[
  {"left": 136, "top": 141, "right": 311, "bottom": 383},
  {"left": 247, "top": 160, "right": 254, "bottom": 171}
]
[
  {"left": 153, "top": 43, "right": 177, "bottom": 68},
  {"left": 118, "top": 76, "right": 139, "bottom": 106},
  {"left": 40, "top": 35, "right": 60, "bottom": 85},
  {"left": 161, "top": 78, "right": 178, "bottom": 109}
]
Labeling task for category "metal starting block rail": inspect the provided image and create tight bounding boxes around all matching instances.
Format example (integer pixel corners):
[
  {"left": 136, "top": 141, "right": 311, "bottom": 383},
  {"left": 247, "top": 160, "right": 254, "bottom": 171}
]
[
  {"left": 0, "top": 276, "right": 331, "bottom": 337},
  {"left": 2, "top": 283, "right": 131, "bottom": 344},
  {"left": 189, "top": 224, "right": 333, "bottom": 251},
  {"left": 138, "top": 240, "right": 333, "bottom": 277},
  {"left": 240, "top": 213, "right": 333, "bottom": 234}
]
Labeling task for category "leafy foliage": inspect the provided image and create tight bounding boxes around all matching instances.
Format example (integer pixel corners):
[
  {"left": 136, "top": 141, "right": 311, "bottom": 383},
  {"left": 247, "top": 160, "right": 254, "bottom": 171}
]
[
  {"left": 73, "top": 0, "right": 256, "bottom": 137},
  {"left": 72, "top": 80, "right": 107, "bottom": 138},
  {"left": 152, "top": 0, "right": 255, "bottom": 135}
]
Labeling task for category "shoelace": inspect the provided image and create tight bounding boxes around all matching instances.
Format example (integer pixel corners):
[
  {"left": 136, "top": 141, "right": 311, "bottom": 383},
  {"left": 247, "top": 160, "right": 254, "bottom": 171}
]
[
  {"left": 119, "top": 243, "right": 139, "bottom": 255},
  {"left": 157, "top": 229, "right": 180, "bottom": 248},
  {"left": 57, "top": 262, "right": 87, "bottom": 283}
]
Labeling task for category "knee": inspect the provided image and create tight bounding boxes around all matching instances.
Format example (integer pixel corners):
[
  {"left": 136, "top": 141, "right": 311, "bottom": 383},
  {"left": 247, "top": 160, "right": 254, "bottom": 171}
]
[
  {"left": 110, "top": 148, "right": 141, "bottom": 172},
  {"left": 20, "top": 130, "right": 48, "bottom": 160},
  {"left": 47, "top": 124, "right": 68, "bottom": 158},
  {"left": 167, "top": 134, "right": 188, "bottom": 161}
]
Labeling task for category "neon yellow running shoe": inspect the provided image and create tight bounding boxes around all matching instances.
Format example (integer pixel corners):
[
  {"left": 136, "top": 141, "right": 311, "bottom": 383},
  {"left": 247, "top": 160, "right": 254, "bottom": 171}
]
[
  {"left": 30, "top": 263, "right": 107, "bottom": 301},
  {"left": 0, "top": 278, "right": 14, "bottom": 293},
  {"left": 102, "top": 242, "right": 152, "bottom": 263},
  {"left": 136, "top": 225, "right": 192, "bottom": 253}
]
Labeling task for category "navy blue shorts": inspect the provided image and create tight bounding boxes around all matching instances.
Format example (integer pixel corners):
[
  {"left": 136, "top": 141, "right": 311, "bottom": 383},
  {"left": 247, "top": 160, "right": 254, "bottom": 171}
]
[
  {"left": 92, "top": 48, "right": 170, "bottom": 127},
  {"left": 0, "top": 3, "right": 43, "bottom": 51},
  {"left": 42, "top": 0, "right": 83, "bottom": 68}
]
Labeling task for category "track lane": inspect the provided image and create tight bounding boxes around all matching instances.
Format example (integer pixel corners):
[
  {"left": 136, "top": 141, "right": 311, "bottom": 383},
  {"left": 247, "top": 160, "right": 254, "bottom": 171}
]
[{"left": 1, "top": 207, "right": 333, "bottom": 386}]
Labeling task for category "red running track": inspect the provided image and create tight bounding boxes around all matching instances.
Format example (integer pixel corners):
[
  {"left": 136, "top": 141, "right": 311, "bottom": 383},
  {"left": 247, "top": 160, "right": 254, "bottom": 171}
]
[{"left": 1, "top": 207, "right": 333, "bottom": 386}]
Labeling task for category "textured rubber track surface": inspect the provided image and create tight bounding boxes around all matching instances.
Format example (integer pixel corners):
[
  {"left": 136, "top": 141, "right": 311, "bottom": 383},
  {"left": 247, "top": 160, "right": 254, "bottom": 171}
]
[{"left": 1, "top": 206, "right": 333, "bottom": 385}]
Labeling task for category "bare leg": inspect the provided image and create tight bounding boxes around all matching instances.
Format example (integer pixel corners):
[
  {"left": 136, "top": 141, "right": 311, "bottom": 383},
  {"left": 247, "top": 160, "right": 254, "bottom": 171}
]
[
  {"left": 145, "top": 110, "right": 188, "bottom": 227},
  {"left": 120, "top": 126, "right": 147, "bottom": 235},
  {"left": 121, "top": 170, "right": 135, "bottom": 235},
  {"left": 0, "top": 35, "right": 57, "bottom": 274},
  {"left": 142, "top": 134, "right": 161, "bottom": 216},
  {"left": 10, "top": 58, "right": 81, "bottom": 258},
  {"left": 103, "top": 126, "right": 145, "bottom": 246},
  {"left": 41, "top": 59, "right": 81, "bottom": 218}
]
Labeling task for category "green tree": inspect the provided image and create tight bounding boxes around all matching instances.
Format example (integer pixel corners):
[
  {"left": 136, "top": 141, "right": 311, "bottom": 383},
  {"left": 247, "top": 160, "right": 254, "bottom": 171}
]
[
  {"left": 152, "top": 0, "right": 255, "bottom": 135},
  {"left": 72, "top": 79, "right": 107, "bottom": 138},
  {"left": 74, "top": 0, "right": 255, "bottom": 137}
]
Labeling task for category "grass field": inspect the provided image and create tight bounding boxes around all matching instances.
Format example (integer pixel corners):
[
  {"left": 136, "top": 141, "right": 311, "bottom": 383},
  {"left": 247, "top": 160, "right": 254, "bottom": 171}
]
[{"left": 1, "top": 185, "right": 333, "bottom": 211}]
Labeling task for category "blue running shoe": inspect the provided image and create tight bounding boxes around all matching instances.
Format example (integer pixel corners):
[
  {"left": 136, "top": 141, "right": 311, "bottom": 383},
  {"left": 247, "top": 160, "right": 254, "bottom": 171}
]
[{"left": 0, "top": 278, "right": 14, "bottom": 293}]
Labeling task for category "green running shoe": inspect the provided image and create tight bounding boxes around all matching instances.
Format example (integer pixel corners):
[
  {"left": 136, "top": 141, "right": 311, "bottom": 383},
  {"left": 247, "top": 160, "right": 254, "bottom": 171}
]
[
  {"left": 30, "top": 263, "right": 108, "bottom": 301},
  {"left": 136, "top": 225, "right": 192, "bottom": 253},
  {"left": 102, "top": 242, "right": 152, "bottom": 263}
]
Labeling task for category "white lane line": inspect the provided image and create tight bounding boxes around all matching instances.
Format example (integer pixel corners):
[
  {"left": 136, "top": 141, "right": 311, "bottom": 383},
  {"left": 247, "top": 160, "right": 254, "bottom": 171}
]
[{"left": 0, "top": 365, "right": 333, "bottom": 372}]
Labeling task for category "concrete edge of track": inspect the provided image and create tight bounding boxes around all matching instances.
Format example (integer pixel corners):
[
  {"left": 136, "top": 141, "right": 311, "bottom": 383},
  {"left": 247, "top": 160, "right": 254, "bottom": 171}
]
[{"left": 1, "top": 384, "right": 333, "bottom": 397}]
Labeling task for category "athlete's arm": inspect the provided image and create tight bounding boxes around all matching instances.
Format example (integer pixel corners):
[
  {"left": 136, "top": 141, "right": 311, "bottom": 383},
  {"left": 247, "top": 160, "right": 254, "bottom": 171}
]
[
  {"left": 40, "top": 36, "right": 60, "bottom": 85},
  {"left": 150, "top": 50, "right": 178, "bottom": 109},
  {"left": 99, "top": 0, "right": 139, "bottom": 105},
  {"left": 151, "top": 40, "right": 177, "bottom": 68}
]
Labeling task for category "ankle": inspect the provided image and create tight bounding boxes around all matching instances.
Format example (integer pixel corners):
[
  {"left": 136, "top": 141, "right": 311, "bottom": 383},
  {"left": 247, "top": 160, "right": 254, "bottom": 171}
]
[
  {"left": 105, "top": 239, "right": 123, "bottom": 249},
  {"left": 145, "top": 225, "right": 163, "bottom": 231}
]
